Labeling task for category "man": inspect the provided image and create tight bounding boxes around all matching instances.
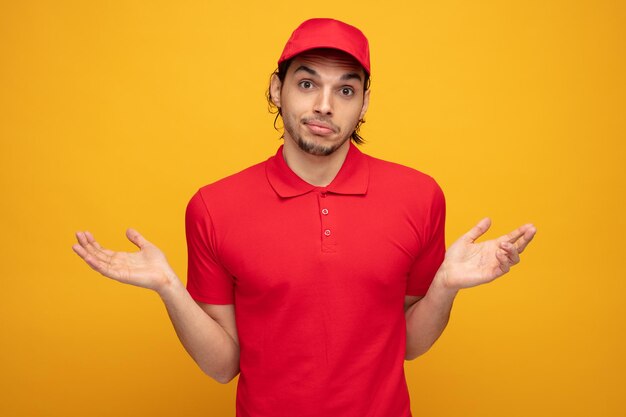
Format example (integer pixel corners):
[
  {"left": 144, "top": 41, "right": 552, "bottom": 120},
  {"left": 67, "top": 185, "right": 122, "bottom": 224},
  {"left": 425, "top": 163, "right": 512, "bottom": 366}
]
[{"left": 72, "top": 18, "right": 536, "bottom": 417}]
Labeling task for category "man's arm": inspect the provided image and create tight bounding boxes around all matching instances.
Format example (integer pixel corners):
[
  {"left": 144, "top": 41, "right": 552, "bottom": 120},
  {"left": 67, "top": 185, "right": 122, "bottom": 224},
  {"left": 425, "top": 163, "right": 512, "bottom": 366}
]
[
  {"left": 404, "top": 218, "right": 536, "bottom": 360},
  {"left": 404, "top": 277, "right": 457, "bottom": 360},
  {"left": 72, "top": 229, "right": 240, "bottom": 383},
  {"left": 159, "top": 282, "right": 240, "bottom": 383}
]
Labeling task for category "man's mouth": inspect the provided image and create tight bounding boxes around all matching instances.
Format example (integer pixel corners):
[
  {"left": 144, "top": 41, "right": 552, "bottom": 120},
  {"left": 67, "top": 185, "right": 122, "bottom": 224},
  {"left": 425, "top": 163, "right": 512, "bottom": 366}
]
[{"left": 304, "top": 120, "right": 336, "bottom": 136}]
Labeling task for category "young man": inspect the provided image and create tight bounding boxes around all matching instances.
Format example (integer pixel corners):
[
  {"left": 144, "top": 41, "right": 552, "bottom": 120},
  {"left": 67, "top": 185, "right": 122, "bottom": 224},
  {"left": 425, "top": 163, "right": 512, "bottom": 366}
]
[{"left": 73, "top": 18, "right": 536, "bottom": 417}]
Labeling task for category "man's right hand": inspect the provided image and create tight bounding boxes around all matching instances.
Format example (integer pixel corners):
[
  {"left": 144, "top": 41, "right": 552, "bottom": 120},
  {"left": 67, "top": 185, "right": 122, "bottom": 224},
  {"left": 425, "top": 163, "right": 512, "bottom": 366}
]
[
  {"left": 72, "top": 228, "right": 240, "bottom": 383},
  {"left": 72, "top": 229, "right": 177, "bottom": 293}
]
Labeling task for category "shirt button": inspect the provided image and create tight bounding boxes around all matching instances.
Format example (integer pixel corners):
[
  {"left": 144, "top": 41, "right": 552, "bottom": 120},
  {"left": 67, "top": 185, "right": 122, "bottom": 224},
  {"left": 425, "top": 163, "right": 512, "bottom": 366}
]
[
  {"left": 324, "top": 229, "right": 331, "bottom": 237},
  {"left": 321, "top": 208, "right": 329, "bottom": 215}
]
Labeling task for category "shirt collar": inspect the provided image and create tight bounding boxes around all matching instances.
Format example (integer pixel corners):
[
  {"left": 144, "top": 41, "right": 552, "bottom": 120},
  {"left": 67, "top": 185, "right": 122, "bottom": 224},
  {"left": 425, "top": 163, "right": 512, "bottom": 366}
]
[{"left": 265, "top": 142, "right": 370, "bottom": 198}]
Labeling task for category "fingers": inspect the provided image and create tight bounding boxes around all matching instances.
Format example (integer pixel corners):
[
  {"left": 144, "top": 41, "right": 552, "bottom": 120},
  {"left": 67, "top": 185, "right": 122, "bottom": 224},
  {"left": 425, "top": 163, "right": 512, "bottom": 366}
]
[
  {"left": 502, "top": 223, "right": 537, "bottom": 254},
  {"left": 71, "top": 242, "right": 89, "bottom": 261},
  {"left": 73, "top": 230, "right": 121, "bottom": 277},
  {"left": 496, "top": 224, "right": 536, "bottom": 276},
  {"left": 463, "top": 217, "right": 492, "bottom": 243},
  {"left": 516, "top": 225, "right": 537, "bottom": 254},
  {"left": 75, "top": 231, "right": 111, "bottom": 262},
  {"left": 500, "top": 241, "right": 520, "bottom": 265},
  {"left": 75, "top": 231, "right": 98, "bottom": 257},
  {"left": 126, "top": 228, "right": 149, "bottom": 249},
  {"left": 494, "top": 242, "right": 518, "bottom": 276},
  {"left": 72, "top": 235, "right": 109, "bottom": 275},
  {"left": 84, "top": 231, "right": 102, "bottom": 250},
  {"left": 495, "top": 248, "right": 511, "bottom": 274},
  {"left": 74, "top": 231, "right": 129, "bottom": 281}
]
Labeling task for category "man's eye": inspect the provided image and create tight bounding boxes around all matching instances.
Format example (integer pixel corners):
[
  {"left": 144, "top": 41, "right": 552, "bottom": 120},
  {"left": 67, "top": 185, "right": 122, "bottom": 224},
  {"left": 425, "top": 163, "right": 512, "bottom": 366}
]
[
  {"left": 299, "top": 81, "right": 313, "bottom": 89},
  {"left": 341, "top": 87, "right": 354, "bottom": 96}
]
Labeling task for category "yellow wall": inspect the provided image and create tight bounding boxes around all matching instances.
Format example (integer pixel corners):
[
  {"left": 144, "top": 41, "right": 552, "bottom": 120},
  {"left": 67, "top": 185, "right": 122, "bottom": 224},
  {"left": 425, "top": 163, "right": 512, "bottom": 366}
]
[{"left": 1, "top": 1, "right": 624, "bottom": 416}]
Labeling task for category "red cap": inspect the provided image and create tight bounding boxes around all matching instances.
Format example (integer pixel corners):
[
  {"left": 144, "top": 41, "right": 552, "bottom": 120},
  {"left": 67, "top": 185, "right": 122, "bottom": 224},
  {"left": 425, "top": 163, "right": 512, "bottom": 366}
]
[{"left": 278, "top": 18, "right": 371, "bottom": 74}]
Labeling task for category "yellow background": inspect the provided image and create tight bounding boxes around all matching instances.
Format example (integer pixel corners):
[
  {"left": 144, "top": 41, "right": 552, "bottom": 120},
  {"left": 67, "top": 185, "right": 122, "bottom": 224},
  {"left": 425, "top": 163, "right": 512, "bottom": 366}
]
[{"left": 1, "top": 1, "right": 624, "bottom": 416}]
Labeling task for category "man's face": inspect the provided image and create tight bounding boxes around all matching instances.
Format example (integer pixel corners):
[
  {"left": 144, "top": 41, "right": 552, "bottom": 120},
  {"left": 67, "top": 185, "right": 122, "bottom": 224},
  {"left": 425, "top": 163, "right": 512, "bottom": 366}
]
[{"left": 270, "top": 49, "right": 370, "bottom": 157}]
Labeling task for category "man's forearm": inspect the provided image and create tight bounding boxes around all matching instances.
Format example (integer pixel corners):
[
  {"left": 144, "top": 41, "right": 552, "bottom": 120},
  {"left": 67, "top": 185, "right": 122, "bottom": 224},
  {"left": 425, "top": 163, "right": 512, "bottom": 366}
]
[
  {"left": 405, "top": 271, "right": 458, "bottom": 360},
  {"left": 158, "top": 277, "right": 239, "bottom": 383}
]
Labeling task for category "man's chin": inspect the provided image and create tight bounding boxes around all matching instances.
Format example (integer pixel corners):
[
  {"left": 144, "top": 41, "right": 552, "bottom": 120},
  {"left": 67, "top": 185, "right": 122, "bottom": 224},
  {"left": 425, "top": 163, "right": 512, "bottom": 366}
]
[{"left": 296, "top": 137, "right": 348, "bottom": 157}]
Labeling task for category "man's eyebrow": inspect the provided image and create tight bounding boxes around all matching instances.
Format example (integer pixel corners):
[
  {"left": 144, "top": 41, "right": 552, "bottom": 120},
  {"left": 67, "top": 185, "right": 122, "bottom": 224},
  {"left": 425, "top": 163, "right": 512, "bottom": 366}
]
[
  {"left": 293, "top": 65, "right": 318, "bottom": 77},
  {"left": 293, "top": 65, "right": 363, "bottom": 83},
  {"left": 340, "top": 72, "right": 363, "bottom": 82}
]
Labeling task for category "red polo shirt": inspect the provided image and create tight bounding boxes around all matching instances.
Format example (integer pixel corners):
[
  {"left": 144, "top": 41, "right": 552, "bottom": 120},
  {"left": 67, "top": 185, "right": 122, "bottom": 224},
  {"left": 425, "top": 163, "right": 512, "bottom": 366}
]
[{"left": 185, "top": 143, "right": 446, "bottom": 417}]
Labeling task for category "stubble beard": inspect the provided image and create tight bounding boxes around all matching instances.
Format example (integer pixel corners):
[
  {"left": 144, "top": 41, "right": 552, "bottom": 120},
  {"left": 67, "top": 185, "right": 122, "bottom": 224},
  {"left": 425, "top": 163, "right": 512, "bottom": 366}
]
[{"left": 283, "top": 117, "right": 352, "bottom": 157}]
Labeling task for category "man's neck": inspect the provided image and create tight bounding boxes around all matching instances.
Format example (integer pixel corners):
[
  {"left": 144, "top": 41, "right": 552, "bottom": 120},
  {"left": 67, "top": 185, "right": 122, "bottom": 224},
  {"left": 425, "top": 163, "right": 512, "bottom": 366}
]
[{"left": 282, "top": 139, "right": 350, "bottom": 187}]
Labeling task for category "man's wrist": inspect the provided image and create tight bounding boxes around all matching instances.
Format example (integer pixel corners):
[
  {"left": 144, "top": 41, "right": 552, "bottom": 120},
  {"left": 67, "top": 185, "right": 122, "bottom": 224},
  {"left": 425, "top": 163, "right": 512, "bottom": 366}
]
[
  {"left": 156, "top": 270, "right": 183, "bottom": 301},
  {"left": 430, "top": 266, "right": 460, "bottom": 300}
]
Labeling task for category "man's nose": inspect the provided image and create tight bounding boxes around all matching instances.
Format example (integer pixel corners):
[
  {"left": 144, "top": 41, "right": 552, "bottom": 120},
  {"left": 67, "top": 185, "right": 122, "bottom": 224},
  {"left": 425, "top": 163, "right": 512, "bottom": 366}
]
[{"left": 313, "top": 88, "right": 333, "bottom": 115}]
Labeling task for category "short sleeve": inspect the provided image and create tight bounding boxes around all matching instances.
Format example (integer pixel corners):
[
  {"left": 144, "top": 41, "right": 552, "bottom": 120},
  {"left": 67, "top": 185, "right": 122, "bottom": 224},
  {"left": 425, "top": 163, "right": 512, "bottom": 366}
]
[
  {"left": 185, "top": 190, "right": 235, "bottom": 304},
  {"left": 406, "top": 182, "right": 446, "bottom": 296}
]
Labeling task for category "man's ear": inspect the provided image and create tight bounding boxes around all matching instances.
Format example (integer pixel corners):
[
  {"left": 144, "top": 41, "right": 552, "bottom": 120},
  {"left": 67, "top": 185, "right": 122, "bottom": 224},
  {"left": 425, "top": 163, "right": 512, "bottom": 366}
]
[
  {"left": 359, "top": 88, "right": 370, "bottom": 120},
  {"left": 270, "top": 73, "right": 282, "bottom": 108}
]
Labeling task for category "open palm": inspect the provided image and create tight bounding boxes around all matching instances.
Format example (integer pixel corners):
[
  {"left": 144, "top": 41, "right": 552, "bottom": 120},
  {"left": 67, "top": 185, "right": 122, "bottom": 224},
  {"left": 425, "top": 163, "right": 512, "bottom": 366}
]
[
  {"left": 72, "top": 229, "right": 175, "bottom": 292},
  {"left": 442, "top": 218, "right": 536, "bottom": 290}
]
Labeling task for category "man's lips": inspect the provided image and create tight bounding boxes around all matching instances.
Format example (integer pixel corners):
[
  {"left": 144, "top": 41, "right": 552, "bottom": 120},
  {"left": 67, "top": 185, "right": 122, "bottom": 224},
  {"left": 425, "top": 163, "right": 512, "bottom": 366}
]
[{"left": 303, "top": 120, "right": 336, "bottom": 136}]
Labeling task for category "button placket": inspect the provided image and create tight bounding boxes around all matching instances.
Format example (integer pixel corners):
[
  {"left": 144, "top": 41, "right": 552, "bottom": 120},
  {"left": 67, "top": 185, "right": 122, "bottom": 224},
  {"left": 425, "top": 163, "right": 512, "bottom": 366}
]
[{"left": 317, "top": 191, "right": 336, "bottom": 252}]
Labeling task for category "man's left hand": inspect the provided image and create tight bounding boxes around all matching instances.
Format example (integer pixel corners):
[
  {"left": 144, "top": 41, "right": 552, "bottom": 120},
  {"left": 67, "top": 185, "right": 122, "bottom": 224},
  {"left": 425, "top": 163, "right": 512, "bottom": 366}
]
[{"left": 440, "top": 218, "right": 537, "bottom": 291}]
